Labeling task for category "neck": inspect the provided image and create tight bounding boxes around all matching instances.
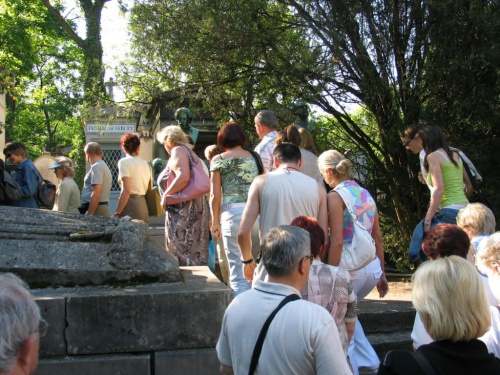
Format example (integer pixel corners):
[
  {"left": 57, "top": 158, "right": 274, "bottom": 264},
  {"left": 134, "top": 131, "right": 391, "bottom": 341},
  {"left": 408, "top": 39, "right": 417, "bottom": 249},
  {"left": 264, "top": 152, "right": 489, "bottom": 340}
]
[
  {"left": 268, "top": 273, "right": 305, "bottom": 293},
  {"left": 278, "top": 163, "right": 300, "bottom": 171}
]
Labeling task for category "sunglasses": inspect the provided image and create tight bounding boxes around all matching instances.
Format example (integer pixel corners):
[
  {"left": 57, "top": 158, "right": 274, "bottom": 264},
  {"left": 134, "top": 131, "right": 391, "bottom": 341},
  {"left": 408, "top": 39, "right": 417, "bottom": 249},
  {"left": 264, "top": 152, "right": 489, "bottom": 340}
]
[{"left": 5, "top": 152, "right": 12, "bottom": 158}]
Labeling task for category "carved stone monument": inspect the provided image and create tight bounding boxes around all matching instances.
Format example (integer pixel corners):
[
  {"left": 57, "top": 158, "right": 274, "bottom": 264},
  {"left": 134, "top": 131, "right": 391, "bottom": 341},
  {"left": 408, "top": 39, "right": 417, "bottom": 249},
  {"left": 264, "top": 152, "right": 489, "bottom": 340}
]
[
  {"left": 175, "top": 107, "right": 199, "bottom": 144},
  {"left": 292, "top": 100, "right": 310, "bottom": 129}
]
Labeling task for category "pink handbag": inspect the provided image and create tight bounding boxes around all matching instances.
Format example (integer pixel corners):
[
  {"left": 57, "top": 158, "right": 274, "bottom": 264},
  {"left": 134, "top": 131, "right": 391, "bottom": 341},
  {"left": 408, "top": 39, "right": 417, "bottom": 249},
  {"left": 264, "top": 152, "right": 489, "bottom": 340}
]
[{"left": 161, "top": 145, "right": 210, "bottom": 207}]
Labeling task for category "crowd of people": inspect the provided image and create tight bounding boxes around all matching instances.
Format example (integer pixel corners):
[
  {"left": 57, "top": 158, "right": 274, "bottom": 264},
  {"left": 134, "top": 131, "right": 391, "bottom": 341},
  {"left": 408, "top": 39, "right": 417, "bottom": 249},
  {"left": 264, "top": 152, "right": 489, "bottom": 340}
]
[{"left": 1, "top": 113, "right": 500, "bottom": 374}]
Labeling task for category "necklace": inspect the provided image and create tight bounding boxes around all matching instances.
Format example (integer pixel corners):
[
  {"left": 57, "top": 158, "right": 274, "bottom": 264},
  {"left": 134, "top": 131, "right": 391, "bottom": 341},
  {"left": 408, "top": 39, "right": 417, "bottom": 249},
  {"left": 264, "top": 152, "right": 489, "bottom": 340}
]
[{"left": 283, "top": 166, "right": 300, "bottom": 174}]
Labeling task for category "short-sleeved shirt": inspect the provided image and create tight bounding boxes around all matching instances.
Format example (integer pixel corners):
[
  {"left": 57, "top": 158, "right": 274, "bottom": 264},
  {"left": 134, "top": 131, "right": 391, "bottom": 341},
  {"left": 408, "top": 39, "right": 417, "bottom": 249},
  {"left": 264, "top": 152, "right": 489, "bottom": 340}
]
[
  {"left": 118, "top": 155, "right": 150, "bottom": 195},
  {"left": 216, "top": 280, "right": 351, "bottom": 375},
  {"left": 335, "top": 180, "right": 376, "bottom": 244},
  {"left": 254, "top": 130, "right": 277, "bottom": 173},
  {"left": 210, "top": 156, "right": 258, "bottom": 206},
  {"left": 81, "top": 160, "right": 112, "bottom": 203}
]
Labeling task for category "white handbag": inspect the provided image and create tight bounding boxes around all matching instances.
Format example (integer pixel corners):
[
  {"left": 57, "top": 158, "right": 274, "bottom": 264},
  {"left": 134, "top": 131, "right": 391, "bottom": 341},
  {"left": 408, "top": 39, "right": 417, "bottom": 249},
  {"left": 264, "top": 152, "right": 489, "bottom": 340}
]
[{"left": 334, "top": 187, "right": 376, "bottom": 271}]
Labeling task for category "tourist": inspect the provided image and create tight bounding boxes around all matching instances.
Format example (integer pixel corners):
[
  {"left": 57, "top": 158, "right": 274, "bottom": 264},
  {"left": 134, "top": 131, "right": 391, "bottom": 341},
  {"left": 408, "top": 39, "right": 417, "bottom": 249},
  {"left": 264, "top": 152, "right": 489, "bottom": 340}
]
[
  {"left": 0, "top": 273, "right": 45, "bottom": 375},
  {"left": 3, "top": 142, "right": 41, "bottom": 208},
  {"left": 49, "top": 156, "right": 80, "bottom": 214},
  {"left": 253, "top": 110, "right": 278, "bottom": 173},
  {"left": 477, "top": 233, "right": 500, "bottom": 359},
  {"left": 379, "top": 256, "right": 500, "bottom": 374},
  {"left": 298, "top": 127, "right": 318, "bottom": 155},
  {"left": 113, "top": 133, "right": 150, "bottom": 222},
  {"left": 238, "top": 143, "right": 328, "bottom": 283},
  {"left": 318, "top": 149, "right": 387, "bottom": 375},
  {"left": 217, "top": 226, "right": 351, "bottom": 375},
  {"left": 80, "top": 142, "right": 112, "bottom": 217},
  {"left": 408, "top": 124, "right": 471, "bottom": 262},
  {"left": 210, "top": 123, "right": 260, "bottom": 296},
  {"left": 291, "top": 216, "right": 356, "bottom": 370},
  {"left": 156, "top": 125, "right": 209, "bottom": 266},
  {"left": 457, "top": 203, "right": 498, "bottom": 304},
  {"left": 275, "top": 125, "right": 322, "bottom": 183}
]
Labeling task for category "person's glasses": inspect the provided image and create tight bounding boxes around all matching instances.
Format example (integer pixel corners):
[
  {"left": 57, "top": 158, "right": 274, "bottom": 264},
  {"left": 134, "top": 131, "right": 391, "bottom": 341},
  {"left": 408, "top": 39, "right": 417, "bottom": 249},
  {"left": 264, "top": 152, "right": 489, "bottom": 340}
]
[
  {"left": 38, "top": 319, "right": 48, "bottom": 338},
  {"left": 5, "top": 152, "right": 11, "bottom": 158},
  {"left": 301, "top": 254, "right": 314, "bottom": 265},
  {"left": 402, "top": 138, "right": 412, "bottom": 147}
]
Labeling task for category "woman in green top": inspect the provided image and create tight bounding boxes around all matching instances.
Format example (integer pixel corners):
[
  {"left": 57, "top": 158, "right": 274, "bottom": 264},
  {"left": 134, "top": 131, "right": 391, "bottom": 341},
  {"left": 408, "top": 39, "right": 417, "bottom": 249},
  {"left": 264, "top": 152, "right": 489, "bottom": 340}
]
[
  {"left": 409, "top": 124, "right": 472, "bottom": 261},
  {"left": 210, "top": 122, "right": 260, "bottom": 296}
]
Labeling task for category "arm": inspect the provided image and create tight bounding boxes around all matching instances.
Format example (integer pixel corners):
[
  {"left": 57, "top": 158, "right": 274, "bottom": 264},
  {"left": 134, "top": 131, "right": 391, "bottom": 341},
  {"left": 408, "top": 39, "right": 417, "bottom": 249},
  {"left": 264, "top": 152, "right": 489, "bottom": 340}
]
[
  {"left": 346, "top": 321, "right": 355, "bottom": 344},
  {"left": 220, "top": 364, "right": 234, "bottom": 375},
  {"left": 210, "top": 168, "right": 223, "bottom": 239},
  {"left": 326, "top": 192, "right": 345, "bottom": 267},
  {"left": 86, "top": 183, "right": 102, "bottom": 215},
  {"left": 424, "top": 152, "right": 444, "bottom": 231},
  {"left": 16, "top": 165, "right": 40, "bottom": 198},
  {"left": 237, "top": 177, "right": 263, "bottom": 281},
  {"left": 317, "top": 182, "right": 329, "bottom": 251},
  {"left": 113, "top": 176, "right": 131, "bottom": 217},
  {"left": 372, "top": 211, "right": 388, "bottom": 298},
  {"left": 164, "top": 147, "right": 190, "bottom": 195},
  {"left": 57, "top": 181, "right": 71, "bottom": 212}
]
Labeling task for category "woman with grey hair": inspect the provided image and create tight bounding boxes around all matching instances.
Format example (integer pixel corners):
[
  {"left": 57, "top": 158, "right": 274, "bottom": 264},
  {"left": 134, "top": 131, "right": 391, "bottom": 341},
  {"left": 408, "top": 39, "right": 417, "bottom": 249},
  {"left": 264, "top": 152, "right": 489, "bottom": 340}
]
[
  {"left": 379, "top": 256, "right": 500, "bottom": 374},
  {"left": 49, "top": 156, "right": 80, "bottom": 214},
  {"left": 0, "top": 273, "right": 45, "bottom": 374},
  {"left": 156, "top": 125, "right": 209, "bottom": 266}
]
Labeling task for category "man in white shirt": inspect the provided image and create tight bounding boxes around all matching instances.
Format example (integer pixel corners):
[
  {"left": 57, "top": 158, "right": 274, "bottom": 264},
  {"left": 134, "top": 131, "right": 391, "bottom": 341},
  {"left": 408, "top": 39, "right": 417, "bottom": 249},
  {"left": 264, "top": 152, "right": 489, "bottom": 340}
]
[
  {"left": 217, "top": 226, "right": 351, "bottom": 375},
  {"left": 254, "top": 110, "right": 278, "bottom": 173}
]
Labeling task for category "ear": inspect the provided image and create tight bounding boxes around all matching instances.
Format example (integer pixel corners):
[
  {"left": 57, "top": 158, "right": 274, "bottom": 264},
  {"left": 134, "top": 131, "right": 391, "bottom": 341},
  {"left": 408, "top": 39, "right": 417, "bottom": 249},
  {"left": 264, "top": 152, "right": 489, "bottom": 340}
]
[
  {"left": 297, "top": 159, "right": 302, "bottom": 169},
  {"left": 298, "top": 257, "right": 308, "bottom": 276},
  {"left": 17, "top": 336, "right": 38, "bottom": 373},
  {"left": 274, "top": 156, "right": 279, "bottom": 168}
]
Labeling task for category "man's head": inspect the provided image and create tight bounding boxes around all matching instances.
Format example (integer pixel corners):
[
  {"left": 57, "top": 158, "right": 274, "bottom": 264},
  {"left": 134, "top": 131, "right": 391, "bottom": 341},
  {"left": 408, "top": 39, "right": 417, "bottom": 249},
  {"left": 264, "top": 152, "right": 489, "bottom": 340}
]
[
  {"left": 273, "top": 143, "right": 301, "bottom": 168},
  {"left": 402, "top": 124, "right": 423, "bottom": 154},
  {"left": 254, "top": 110, "right": 278, "bottom": 139},
  {"left": 0, "top": 273, "right": 43, "bottom": 375},
  {"left": 83, "top": 142, "right": 103, "bottom": 163},
  {"left": 261, "top": 226, "right": 312, "bottom": 286}
]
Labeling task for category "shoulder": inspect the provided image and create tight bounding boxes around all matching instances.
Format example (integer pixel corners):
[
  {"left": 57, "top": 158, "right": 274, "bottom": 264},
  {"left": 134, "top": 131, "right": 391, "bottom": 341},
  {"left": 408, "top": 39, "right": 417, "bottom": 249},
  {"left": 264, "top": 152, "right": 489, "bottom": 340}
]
[{"left": 379, "top": 350, "right": 423, "bottom": 375}]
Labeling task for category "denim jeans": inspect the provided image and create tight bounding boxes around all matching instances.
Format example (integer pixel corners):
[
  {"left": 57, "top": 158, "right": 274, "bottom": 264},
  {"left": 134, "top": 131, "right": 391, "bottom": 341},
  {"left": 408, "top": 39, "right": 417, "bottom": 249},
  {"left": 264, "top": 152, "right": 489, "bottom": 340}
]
[{"left": 408, "top": 208, "right": 460, "bottom": 262}]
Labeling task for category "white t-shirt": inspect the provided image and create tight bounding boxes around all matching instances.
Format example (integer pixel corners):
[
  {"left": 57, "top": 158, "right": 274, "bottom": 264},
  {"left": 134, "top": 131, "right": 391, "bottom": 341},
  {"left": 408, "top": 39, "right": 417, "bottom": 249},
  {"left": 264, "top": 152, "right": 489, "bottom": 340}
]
[
  {"left": 216, "top": 280, "right": 351, "bottom": 375},
  {"left": 118, "top": 155, "right": 150, "bottom": 195},
  {"left": 412, "top": 308, "right": 500, "bottom": 359}
]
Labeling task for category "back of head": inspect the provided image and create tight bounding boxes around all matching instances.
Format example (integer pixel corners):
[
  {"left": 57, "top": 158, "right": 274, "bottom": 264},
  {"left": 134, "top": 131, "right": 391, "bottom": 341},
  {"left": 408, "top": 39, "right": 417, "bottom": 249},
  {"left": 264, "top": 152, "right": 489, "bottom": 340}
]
[
  {"left": 3, "top": 142, "right": 28, "bottom": 159},
  {"left": 317, "top": 150, "right": 352, "bottom": 179},
  {"left": 262, "top": 226, "right": 310, "bottom": 277},
  {"left": 156, "top": 125, "right": 192, "bottom": 149},
  {"left": 298, "top": 128, "right": 317, "bottom": 155},
  {"left": 84, "top": 142, "right": 103, "bottom": 157},
  {"left": 403, "top": 124, "right": 420, "bottom": 140},
  {"left": 55, "top": 156, "right": 75, "bottom": 178},
  {"left": 273, "top": 143, "right": 301, "bottom": 165},
  {"left": 204, "top": 145, "right": 221, "bottom": 162},
  {"left": 217, "top": 122, "right": 248, "bottom": 150},
  {"left": 255, "top": 110, "right": 278, "bottom": 130},
  {"left": 275, "top": 125, "right": 301, "bottom": 147},
  {"left": 0, "top": 273, "right": 41, "bottom": 373},
  {"left": 456, "top": 203, "right": 496, "bottom": 238},
  {"left": 290, "top": 216, "right": 325, "bottom": 258},
  {"left": 422, "top": 224, "right": 470, "bottom": 260},
  {"left": 477, "top": 232, "right": 500, "bottom": 276},
  {"left": 120, "top": 133, "right": 141, "bottom": 155},
  {"left": 418, "top": 123, "right": 450, "bottom": 154},
  {"left": 412, "top": 256, "right": 490, "bottom": 342}
]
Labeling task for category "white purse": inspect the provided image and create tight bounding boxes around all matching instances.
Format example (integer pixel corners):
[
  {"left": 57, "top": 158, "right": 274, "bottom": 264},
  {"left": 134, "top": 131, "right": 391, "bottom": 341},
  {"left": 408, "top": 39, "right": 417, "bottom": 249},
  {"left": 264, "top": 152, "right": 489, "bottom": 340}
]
[{"left": 334, "top": 187, "right": 376, "bottom": 271}]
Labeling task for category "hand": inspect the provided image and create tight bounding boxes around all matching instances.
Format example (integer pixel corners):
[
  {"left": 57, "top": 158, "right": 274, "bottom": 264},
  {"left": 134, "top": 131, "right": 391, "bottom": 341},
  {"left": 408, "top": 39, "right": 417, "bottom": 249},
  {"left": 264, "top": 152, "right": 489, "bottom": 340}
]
[
  {"left": 377, "top": 275, "right": 389, "bottom": 298},
  {"left": 211, "top": 223, "right": 222, "bottom": 239},
  {"left": 418, "top": 172, "right": 426, "bottom": 184},
  {"left": 244, "top": 261, "right": 256, "bottom": 282}
]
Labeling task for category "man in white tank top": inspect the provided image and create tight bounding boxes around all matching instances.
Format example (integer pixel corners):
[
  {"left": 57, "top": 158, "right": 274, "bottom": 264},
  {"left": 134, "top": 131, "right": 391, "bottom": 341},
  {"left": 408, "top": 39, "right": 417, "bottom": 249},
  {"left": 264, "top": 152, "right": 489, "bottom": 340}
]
[{"left": 238, "top": 143, "right": 328, "bottom": 283}]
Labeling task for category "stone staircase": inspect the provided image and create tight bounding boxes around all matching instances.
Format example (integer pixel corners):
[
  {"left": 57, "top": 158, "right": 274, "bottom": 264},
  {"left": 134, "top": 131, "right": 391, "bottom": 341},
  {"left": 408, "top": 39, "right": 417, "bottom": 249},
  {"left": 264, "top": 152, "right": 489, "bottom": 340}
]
[{"left": 358, "top": 299, "right": 415, "bottom": 360}]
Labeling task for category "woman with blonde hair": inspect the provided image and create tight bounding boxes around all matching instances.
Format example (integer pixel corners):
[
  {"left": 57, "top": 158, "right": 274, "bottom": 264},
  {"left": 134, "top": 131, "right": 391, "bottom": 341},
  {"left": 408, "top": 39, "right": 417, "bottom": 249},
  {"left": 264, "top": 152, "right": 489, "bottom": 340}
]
[
  {"left": 318, "top": 149, "right": 388, "bottom": 374},
  {"left": 379, "top": 256, "right": 500, "bottom": 374},
  {"left": 49, "top": 156, "right": 80, "bottom": 214},
  {"left": 298, "top": 127, "right": 318, "bottom": 155},
  {"left": 157, "top": 125, "right": 209, "bottom": 266}
]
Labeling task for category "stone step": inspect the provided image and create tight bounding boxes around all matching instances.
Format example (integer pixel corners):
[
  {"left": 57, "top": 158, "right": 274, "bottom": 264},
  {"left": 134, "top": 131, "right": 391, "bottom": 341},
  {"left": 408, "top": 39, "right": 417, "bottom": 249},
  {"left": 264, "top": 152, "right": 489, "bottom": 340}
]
[
  {"left": 367, "top": 330, "right": 414, "bottom": 360},
  {"left": 357, "top": 300, "right": 415, "bottom": 334}
]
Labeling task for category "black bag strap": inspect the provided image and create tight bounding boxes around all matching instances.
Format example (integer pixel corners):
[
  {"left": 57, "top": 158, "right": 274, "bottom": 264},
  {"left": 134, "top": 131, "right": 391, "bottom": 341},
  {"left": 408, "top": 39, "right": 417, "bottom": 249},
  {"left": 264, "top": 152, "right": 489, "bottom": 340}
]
[
  {"left": 248, "top": 294, "right": 300, "bottom": 375},
  {"left": 413, "top": 351, "right": 437, "bottom": 375},
  {"left": 249, "top": 150, "right": 264, "bottom": 175}
]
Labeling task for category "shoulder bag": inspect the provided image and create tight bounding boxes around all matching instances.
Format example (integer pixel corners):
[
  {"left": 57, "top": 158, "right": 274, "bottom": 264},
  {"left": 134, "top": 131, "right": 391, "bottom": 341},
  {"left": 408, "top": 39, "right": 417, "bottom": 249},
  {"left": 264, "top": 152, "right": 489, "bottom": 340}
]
[
  {"left": 161, "top": 145, "right": 210, "bottom": 207},
  {"left": 34, "top": 167, "right": 56, "bottom": 208},
  {"left": 0, "top": 167, "right": 23, "bottom": 202},
  {"left": 249, "top": 150, "right": 265, "bottom": 175},
  {"left": 334, "top": 186, "right": 376, "bottom": 271},
  {"left": 248, "top": 294, "right": 300, "bottom": 375}
]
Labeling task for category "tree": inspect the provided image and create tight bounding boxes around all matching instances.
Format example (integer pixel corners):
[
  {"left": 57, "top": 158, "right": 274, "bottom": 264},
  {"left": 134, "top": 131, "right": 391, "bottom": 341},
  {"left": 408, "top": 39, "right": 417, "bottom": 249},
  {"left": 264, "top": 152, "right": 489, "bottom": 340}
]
[{"left": 41, "top": 0, "right": 110, "bottom": 106}]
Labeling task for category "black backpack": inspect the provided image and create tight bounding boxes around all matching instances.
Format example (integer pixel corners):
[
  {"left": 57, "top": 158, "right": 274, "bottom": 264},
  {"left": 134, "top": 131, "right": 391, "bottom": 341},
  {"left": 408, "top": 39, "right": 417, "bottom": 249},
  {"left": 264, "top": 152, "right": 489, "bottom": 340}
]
[{"left": 0, "top": 165, "right": 23, "bottom": 204}]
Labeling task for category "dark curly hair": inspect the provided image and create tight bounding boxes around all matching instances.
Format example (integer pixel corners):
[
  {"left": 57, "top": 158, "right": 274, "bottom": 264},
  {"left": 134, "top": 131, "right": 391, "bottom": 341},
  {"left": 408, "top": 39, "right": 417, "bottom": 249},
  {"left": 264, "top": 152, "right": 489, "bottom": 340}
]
[
  {"left": 120, "top": 133, "right": 141, "bottom": 154},
  {"left": 422, "top": 223, "right": 470, "bottom": 260}
]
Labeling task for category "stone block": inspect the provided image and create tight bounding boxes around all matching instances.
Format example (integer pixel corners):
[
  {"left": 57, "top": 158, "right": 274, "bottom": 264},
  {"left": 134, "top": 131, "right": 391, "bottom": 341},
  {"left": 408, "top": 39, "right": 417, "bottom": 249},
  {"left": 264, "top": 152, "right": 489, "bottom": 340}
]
[
  {"left": 155, "top": 348, "right": 220, "bottom": 375},
  {"left": 34, "top": 354, "right": 151, "bottom": 375},
  {"left": 63, "top": 267, "right": 231, "bottom": 355},
  {"left": 35, "top": 293, "right": 68, "bottom": 357}
]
